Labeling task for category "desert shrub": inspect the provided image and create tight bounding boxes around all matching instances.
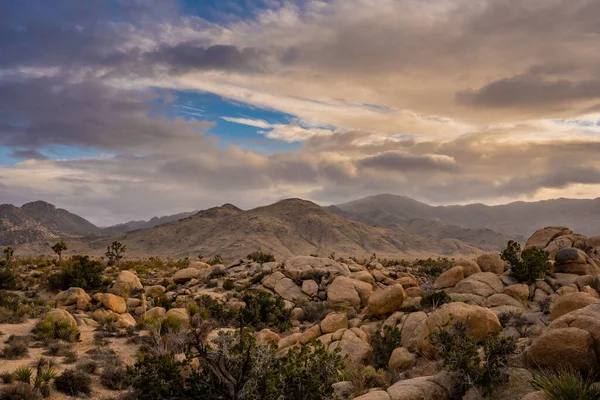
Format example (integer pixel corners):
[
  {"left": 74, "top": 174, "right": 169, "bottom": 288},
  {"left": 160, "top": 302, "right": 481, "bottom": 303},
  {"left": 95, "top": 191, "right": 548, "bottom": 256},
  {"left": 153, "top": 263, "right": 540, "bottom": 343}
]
[
  {"left": 53, "top": 369, "right": 92, "bottom": 396},
  {"left": 13, "top": 366, "right": 32, "bottom": 384},
  {"left": 429, "top": 321, "right": 517, "bottom": 396},
  {"left": 533, "top": 367, "right": 600, "bottom": 400},
  {"left": 160, "top": 315, "right": 183, "bottom": 335},
  {"left": 420, "top": 290, "right": 451, "bottom": 311},
  {"left": 250, "top": 272, "right": 266, "bottom": 285},
  {"left": 501, "top": 240, "right": 551, "bottom": 284},
  {"left": 222, "top": 279, "right": 235, "bottom": 291},
  {"left": 498, "top": 312, "right": 532, "bottom": 337},
  {"left": 101, "top": 364, "right": 128, "bottom": 390},
  {"left": 126, "top": 353, "right": 187, "bottom": 400},
  {"left": 34, "top": 316, "right": 79, "bottom": 342},
  {"left": 128, "top": 326, "right": 345, "bottom": 400},
  {"left": 342, "top": 363, "right": 390, "bottom": 397},
  {"left": 239, "top": 292, "right": 292, "bottom": 332},
  {"left": 77, "top": 359, "right": 98, "bottom": 374},
  {"left": 371, "top": 325, "right": 402, "bottom": 370},
  {"left": 195, "top": 295, "right": 237, "bottom": 326},
  {"left": 62, "top": 348, "right": 78, "bottom": 364},
  {"left": 0, "top": 372, "right": 13, "bottom": 384},
  {"left": 48, "top": 255, "right": 105, "bottom": 290},
  {"left": 296, "top": 300, "right": 334, "bottom": 323},
  {"left": 207, "top": 254, "right": 224, "bottom": 266},
  {"left": 2, "top": 338, "right": 28, "bottom": 359},
  {"left": 0, "top": 267, "right": 17, "bottom": 290},
  {"left": 0, "top": 383, "right": 42, "bottom": 400},
  {"left": 153, "top": 294, "right": 173, "bottom": 310},
  {"left": 187, "top": 303, "right": 200, "bottom": 317},
  {"left": 246, "top": 251, "right": 276, "bottom": 264},
  {"left": 208, "top": 267, "right": 226, "bottom": 279}
]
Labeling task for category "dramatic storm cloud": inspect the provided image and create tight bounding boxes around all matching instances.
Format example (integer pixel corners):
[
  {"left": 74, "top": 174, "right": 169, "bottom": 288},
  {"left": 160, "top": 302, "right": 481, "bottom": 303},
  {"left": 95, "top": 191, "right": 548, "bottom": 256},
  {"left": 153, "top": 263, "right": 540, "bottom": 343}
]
[{"left": 1, "top": 0, "right": 600, "bottom": 225}]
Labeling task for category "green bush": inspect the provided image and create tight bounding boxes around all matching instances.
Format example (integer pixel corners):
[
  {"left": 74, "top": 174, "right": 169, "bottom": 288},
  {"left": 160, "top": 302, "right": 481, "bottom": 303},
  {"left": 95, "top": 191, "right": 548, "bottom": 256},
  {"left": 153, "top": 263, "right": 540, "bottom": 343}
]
[
  {"left": 429, "top": 322, "right": 517, "bottom": 396},
  {"left": 53, "top": 369, "right": 92, "bottom": 396},
  {"left": 127, "top": 327, "right": 345, "bottom": 400},
  {"left": 222, "top": 279, "right": 235, "bottom": 291},
  {"left": 13, "top": 366, "right": 32, "bottom": 384},
  {"left": 247, "top": 251, "right": 276, "bottom": 264},
  {"left": 2, "top": 338, "right": 28, "bottom": 359},
  {"left": 240, "top": 292, "right": 292, "bottom": 332},
  {"left": 153, "top": 294, "right": 173, "bottom": 310},
  {"left": 101, "top": 364, "right": 128, "bottom": 390},
  {"left": 126, "top": 353, "right": 187, "bottom": 400},
  {"left": 207, "top": 254, "right": 224, "bottom": 266},
  {"left": 160, "top": 315, "right": 183, "bottom": 335},
  {"left": 533, "top": 367, "right": 600, "bottom": 400},
  {"left": 0, "top": 383, "right": 42, "bottom": 400},
  {"left": 501, "top": 240, "right": 551, "bottom": 283},
  {"left": 48, "top": 255, "right": 105, "bottom": 290},
  {"left": 33, "top": 316, "right": 79, "bottom": 342},
  {"left": 371, "top": 325, "right": 402, "bottom": 370},
  {"left": 420, "top": 291, "right": 451, "bottom": 311},
  {"left": 0, "top": 267, "right": 17, "bottom": 290}
]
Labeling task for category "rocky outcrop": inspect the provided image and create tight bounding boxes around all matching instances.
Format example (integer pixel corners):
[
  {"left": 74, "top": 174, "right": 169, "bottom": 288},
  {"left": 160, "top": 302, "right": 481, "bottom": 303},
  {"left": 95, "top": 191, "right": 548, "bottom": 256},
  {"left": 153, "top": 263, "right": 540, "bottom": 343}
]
[{"left": 368, "top": 284, "right": 406, "bottom": 315}]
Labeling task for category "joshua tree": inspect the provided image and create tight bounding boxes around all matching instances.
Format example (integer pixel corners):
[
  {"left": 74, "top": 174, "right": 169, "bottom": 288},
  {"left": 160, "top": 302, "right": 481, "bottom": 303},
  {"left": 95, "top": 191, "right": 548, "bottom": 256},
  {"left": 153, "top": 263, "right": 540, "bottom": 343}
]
[
  {"left": 3, "top": 246, "right": 13, "bottom": 265},
  {"left": 105, "top": 241, "right": 126, "bottom": 266},
  {"left": 51, "top": 241, "right": 68, "bottom": 261}
]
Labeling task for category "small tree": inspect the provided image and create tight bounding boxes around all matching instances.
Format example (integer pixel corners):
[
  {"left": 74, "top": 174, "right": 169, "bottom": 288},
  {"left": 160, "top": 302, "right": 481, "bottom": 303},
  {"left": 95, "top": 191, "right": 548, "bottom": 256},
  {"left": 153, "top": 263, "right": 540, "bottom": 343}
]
[
  {"left": 51, "top": 241, "right": 68, "bottom": 262},
  {"left": 3, "top": 246, "right": 14, "bottom": 265},
  {"left": 501, "top": 240, "right": 551, "bottom": 284},
  {"left": 105, "top": 241, "right": 126, "bottom": 266}
]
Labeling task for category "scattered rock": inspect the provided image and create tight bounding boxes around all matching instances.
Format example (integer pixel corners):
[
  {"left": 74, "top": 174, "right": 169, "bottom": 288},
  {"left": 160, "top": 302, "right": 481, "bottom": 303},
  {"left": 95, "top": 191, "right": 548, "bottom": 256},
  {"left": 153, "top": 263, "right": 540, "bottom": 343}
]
[
  {"left": 173, "top": 267, "right": 200, "bottom": 283},
  {"left": 101, "top": 293, "right": 127, "bottom": 314}
]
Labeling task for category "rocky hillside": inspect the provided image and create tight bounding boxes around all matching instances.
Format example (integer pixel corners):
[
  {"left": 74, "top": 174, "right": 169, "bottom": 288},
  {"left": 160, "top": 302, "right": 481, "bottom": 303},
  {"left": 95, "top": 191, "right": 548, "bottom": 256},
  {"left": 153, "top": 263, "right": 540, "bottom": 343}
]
[
  {"left": 102, "top": 210, "right": 198, "bottom": 234},
  {"left": 3, "top": 225, "right": 600, "bottom": 399},
  {"left": 332, "top": 194, "right": 600, "bottom": 237},
  {"left": 87, "top": 199, "right": 481, "bottom": 259},
  {"left": 0, "top": 201, "right": 100, "bottom": 245}
]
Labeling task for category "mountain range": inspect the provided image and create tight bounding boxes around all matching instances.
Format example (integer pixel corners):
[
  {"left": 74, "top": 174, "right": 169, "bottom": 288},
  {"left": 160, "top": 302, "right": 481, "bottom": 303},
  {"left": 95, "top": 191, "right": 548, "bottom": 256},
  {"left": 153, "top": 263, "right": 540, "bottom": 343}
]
[{"left": 2, "top": 194, "right": 599, "bottom": 259}]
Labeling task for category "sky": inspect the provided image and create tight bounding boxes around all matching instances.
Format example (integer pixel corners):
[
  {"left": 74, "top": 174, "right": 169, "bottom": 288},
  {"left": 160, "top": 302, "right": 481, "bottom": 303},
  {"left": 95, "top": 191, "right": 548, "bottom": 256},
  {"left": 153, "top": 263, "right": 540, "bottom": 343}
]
[{"left": 1, "top": 0, "right": 600, "bottom": 226}]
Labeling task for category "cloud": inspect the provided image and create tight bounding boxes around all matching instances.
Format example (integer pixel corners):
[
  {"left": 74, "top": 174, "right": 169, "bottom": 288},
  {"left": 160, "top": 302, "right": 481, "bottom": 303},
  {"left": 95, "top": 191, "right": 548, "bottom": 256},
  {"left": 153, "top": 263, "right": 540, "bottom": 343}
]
[
  {"left": 3, "top": 0, "right": 600, "bottom": 224},
  {"left": 358, "top": 152, "right": 458, "bottom": 172}
]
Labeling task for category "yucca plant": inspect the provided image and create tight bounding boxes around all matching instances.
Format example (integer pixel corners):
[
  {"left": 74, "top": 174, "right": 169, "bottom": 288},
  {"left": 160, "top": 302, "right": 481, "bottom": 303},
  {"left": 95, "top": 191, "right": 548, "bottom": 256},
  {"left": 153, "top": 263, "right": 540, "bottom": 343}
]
[
  {"left": 34, "top": 316, "right": 79, "bottom": 342},
  {"left": 13, "top": 365, "right": 33, "bottom": 384},
  {"left": 533, "top": 367, "right": 600, "bottom": 400}
]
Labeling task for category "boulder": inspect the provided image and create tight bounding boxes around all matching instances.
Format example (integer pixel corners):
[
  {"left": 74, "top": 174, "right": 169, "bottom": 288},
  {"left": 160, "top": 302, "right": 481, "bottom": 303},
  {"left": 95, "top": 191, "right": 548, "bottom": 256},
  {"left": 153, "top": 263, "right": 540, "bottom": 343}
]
[
  {"left": 45, "top": 309, "right": 77, "bottom": 328},
  {"left": 301, "top": 280, "right": 319, "bottom": 297},
  {"left": 386, "top": 375, "right": 449, "bottom": 400},
  {"left": 555, "top": 248, "right": 587, "bottom": 265},
  {"left": 399, "top": 312, "right": 428, "bottom": 351},
  {"left": 463, "top": 368, "right": 535, "bottom": 400},
  {"left": 405, "top": 287, "right": 424, "bottom": 298},
  {"left": 56, "top": 287, "right": 91, "bottom": 310},
  {"left": 527, "top": 327, "right": 598, "bottom": 373},
  {"left": 328, "top": 276, "right": 373, "bottom": 309},
  {"left": 101, "top": 293, "right": 127, "bottom": 314},
  {"left": 476, "top": 253, "right": 505, "bottom": 275},
  {"left": 173, "top": 267, "right": 200, "bottom": 283},
  {"left": 368, "top": 284, "right": 406, "bottom": 315},
  {"left": 165, "top": 308, "right": 190, "bottom": 325},
  {"left": 274, "top": 277, "right": 308, "bottom": 302},
  {"left": 525, "top": 227, "right": 572, "bottom": 250},
  {"left": 145, "top": 285, "right": 166, "bottom": 298},
  {"left": 299, "top": 324, "right": 322, "bottom": 345},
  {"left": 453, "top": 259, "right": 482, "bottom": 277},
  {"left": 503, "top": 284, "right": 529, "bottom": 302},
  {"left": 550, "top": 292, "right": 598, "bottom": 320},
  {"left": 110, "top": 270, "right": 143, "bottom": 295},
  {"left": 146, "top": 306, "right": 166, "bottom": 319},
  {"left": 256, "top": 329, "right": 280, "bottom": 345},
  {"left": 433, "top": 266, "right": 464, "bottom": 289},
  {"left": 189, "top": 261, "right": 211, "bottom": 270},
  {"left": 354, "top": 391, "right": 390, "bottom": 400},
  {"left": 388, "top": 347, "right": 416, "bottom": 372},
  {"left": 421, "top": 302, "right": 501, "bottom": 352},
  {"left": 117, "top": 313, "right": 136, "bottom": 328},
  {"left": 450, "top": 272, "right": 504, "bottom": 298},
  {"left": 321, "top": 312, "right": 349, "bottom": 334},
  {"left": 329, "top": 329, "right": 372, "bottom": 364}
]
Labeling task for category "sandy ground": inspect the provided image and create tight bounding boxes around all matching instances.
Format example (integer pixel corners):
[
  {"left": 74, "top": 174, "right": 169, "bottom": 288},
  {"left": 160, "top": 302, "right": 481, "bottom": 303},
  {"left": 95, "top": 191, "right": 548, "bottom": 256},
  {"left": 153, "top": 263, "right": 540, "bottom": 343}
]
[{"left": 0, "top": 319, "right": 140, "bottom": 399}]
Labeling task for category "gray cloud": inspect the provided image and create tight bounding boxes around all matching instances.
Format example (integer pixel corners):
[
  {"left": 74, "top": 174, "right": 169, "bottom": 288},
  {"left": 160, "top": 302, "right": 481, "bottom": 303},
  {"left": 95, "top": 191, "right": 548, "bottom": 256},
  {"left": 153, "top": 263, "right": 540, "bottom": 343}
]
[
  {"left": 358, "top": 151, "right": 458, "bottom": 172},
  {"left": 10, "top": 150, "right": 48, "bottom": 160},
  {"left": 456, "top": 74, "right": 600, "bottom": 108}
]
